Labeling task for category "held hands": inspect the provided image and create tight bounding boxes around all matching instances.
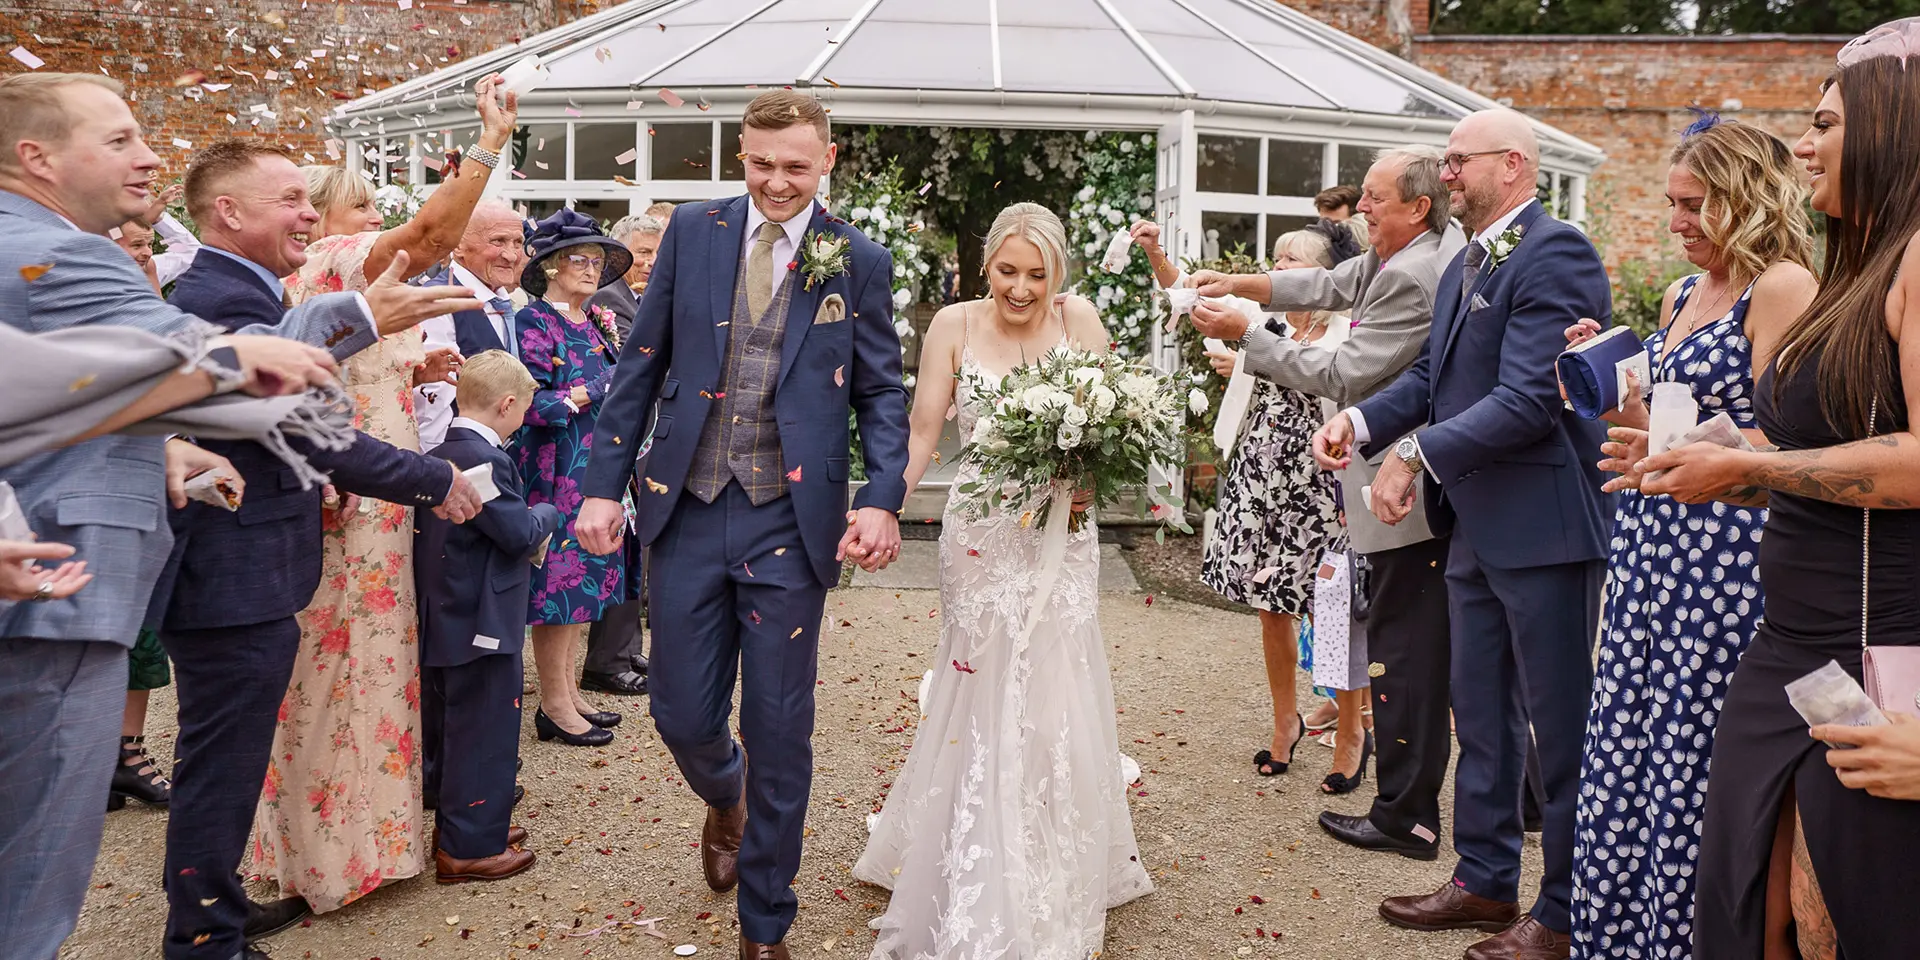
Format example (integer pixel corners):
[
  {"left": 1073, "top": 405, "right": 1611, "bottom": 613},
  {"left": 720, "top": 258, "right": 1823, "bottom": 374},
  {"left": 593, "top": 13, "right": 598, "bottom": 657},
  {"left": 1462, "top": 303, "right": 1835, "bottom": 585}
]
[
  {"left": 366, "top": 250, "right": 485, "bottom": 337},
  {"left": 432, "top": 464, "right": 484, "bottom": 523},
  {"left": 0, "top": 539, "right": 92, "bottom": 602},
  {"left": 1311, "top": 411, "right": 1355, "bottom": 471},
  {"left": 837, "top": 507, "right": 901, "bottom": 572},
  {"left": 218, "top": 334, "right": 339, "bottom": 396},
  {"left": 577, "top": 496, "right": 626, "bottom": 556},
  {"left": 413, "top": 346, "right": 464, "bottom": 387},
  {"left": 1811, "top": 713, "right": 1920, "bottom": 801},
  {"left": 1598, "top": 426, "right": 1650, "bottom": 494},
  {"left": 473, "top": 74, "right": 518, "bottom": 152},
  {"left": 1190, "top": 300, "right": 1251, "bottom": 342},
  {"left": 1368, "top": 452, "right": 1417, "bottom": 526},
  {"left": 164, "top": 439, "right": 242, "bottom": 510}
]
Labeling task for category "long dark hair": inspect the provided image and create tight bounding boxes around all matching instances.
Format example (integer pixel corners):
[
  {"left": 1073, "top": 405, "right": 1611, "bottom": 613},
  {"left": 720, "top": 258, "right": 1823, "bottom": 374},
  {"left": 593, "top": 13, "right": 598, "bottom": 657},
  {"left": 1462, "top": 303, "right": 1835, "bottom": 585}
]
[{"left": 1771, "top": 58, "right": 1918, "bottom": 438}]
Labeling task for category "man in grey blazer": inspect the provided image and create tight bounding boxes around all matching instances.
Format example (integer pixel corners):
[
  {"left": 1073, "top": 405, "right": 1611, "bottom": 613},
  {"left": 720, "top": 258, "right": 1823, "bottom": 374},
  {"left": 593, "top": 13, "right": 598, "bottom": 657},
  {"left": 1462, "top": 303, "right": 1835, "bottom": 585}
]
[
  {"left": 0, "top": 72, "right": 481, "bottom": 960},
  {"left": 1191, "top": 145, "right": 1465, "bottom": 862}
]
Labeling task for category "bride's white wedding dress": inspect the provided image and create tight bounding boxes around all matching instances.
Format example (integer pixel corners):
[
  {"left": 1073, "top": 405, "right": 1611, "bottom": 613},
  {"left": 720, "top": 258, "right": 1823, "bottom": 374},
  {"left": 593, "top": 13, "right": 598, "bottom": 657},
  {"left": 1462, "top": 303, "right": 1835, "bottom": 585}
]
[{"left": 852, "top": 321, "right": 1153, "bottom": 960}]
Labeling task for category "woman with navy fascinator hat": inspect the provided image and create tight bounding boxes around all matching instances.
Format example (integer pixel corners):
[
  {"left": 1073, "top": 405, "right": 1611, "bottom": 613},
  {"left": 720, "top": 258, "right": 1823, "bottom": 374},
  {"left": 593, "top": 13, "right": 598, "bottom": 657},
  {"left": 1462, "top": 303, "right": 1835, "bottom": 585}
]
[{"left": 511, "top": 208, "right": 634, "bottom": 747}]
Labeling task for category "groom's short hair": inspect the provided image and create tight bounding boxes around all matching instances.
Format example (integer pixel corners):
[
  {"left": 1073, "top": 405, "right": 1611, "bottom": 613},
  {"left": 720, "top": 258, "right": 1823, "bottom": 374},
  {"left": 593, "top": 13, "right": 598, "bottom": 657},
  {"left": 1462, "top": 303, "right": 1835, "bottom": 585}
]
[{"left": 742, "top": 90, "right": 830, "bottom": 145}]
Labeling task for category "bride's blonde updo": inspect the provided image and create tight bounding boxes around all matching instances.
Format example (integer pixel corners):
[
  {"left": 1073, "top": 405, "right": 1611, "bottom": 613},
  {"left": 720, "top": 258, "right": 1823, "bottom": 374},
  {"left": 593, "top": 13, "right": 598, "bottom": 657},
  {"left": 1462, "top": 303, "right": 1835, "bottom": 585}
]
[{"left": 983, "top": 202, "right": 1069, "bottom": 303}]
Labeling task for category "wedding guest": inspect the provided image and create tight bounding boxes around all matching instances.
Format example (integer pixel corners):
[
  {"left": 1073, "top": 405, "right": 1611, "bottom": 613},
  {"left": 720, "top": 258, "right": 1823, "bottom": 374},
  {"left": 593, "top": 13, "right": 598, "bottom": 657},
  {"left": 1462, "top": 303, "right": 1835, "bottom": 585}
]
[
  {"left": 113, "top": 219, "right": 162, "bottom": 293},
  {"left": 1561, "top": 118, "right": 1816, "bottom": 960},
  {"left": 1639, "top": 28, "right": 1920, "bottom": 958},
  {"left": 644, "top": 200, "right": 676, "bottom": 222},
  {"left": 1193, "top": 228, "right": 1350, "bottom": 783},
  {"left": 243, "top": 74, "right": 516, "bottom": 918},
  {"left": 1812, "top": 715, "right": 1920, "bottom": 800},
  {"left": 161, "top": 135, "right": 486, "bottom": 958},
  {"left": 1317, "top": 109, "right": 1613, "bottom": 959},
  {"left": 0, "top": 541, "right": 92, "bottom": 602},
  {"left": 1181, "top": 144, "right": 1467, "bottom": 856},
  {"left": 514, "top": 209, "right": 633, "bottom": 746},
  {"left": 0, "top": 71, "right": 467, "bottom": 960},
  {"left": 417, "top": 200, "right": 525, "bottom": 451},
  {"left": 417, "top": 350, "right": 559, "bottom": 883},
  {"left": 1316, "top": 184, "right": 1360, "bottom": 222}
]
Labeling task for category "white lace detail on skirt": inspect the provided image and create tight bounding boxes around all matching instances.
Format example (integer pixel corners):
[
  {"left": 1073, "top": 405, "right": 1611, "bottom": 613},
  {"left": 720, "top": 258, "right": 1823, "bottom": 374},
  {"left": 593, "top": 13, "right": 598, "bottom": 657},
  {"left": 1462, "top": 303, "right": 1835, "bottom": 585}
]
[{"left": 853, "top": 350, "right": 1153, "bottom": 960}]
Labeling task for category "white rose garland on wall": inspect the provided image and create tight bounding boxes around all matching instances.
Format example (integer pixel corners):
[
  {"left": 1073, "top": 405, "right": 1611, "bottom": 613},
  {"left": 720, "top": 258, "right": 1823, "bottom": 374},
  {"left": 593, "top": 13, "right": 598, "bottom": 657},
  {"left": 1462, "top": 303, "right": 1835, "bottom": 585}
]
[{"left": 1066, "top": 131, "right": 1159, "bottom": 359}]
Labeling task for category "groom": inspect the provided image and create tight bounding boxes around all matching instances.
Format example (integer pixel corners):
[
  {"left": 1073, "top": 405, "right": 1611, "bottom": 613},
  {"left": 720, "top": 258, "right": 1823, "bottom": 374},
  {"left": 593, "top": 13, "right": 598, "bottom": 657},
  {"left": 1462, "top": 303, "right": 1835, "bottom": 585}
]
[{"left": 578, "top": 90, "right": 909, "bottom": 959}]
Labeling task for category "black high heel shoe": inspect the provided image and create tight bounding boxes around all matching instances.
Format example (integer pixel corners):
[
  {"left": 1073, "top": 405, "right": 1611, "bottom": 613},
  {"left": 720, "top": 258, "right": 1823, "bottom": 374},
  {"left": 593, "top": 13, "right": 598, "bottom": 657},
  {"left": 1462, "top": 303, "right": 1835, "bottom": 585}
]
[
  {"left": 108, "top": 735, "right": 171, "bottom": 811},
  {"left": 1321, "top": 730, "right": 1375, "bottom": 795},
  {"left": 534, "top": 709, "right": 613, "bottom": 746},
  {"left": 1253, "top": 713, "right": 1307, "bottom": 777},
  {"left": 581, "top": 708, "right": 622, "bottom": 729}
]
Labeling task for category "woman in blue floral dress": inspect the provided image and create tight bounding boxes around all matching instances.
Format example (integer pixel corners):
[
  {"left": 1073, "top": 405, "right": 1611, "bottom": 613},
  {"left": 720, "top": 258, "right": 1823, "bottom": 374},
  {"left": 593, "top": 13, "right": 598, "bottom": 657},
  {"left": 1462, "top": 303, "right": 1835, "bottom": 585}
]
[
  {"left": 512, "top": 210, "right": 634, "bottom": 746},
  {"left": 1564, "top": 120, "right": 1816, "bottom": 959}
]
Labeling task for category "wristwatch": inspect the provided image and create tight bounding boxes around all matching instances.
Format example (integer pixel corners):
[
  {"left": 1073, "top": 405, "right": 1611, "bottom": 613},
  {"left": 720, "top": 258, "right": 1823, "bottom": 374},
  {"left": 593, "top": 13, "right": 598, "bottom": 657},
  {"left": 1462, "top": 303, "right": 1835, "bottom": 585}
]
[
  {"left": 1394, "top": 434, "right": 1424, "bottom": 472},
  {"left": 197, "top": 340, "right": 248, "bottom": 395}
]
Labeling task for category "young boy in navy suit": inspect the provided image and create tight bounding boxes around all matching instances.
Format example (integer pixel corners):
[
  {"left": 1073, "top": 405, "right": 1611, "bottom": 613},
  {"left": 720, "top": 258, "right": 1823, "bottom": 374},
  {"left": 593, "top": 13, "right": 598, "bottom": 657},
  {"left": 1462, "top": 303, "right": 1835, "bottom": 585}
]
[{"left": 416, "top": 351, "right": 562, "bottom": 883}]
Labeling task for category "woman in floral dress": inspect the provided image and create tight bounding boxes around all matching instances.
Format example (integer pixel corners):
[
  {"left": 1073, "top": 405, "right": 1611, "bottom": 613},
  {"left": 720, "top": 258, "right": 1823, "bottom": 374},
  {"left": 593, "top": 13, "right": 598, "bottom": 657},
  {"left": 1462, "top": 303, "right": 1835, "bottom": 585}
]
[
  {"left": 512, "top": 210, "right": 633, "bottom": 747},
  {"left": 248, "top": 74, "right": 516, "bottom": 913}
]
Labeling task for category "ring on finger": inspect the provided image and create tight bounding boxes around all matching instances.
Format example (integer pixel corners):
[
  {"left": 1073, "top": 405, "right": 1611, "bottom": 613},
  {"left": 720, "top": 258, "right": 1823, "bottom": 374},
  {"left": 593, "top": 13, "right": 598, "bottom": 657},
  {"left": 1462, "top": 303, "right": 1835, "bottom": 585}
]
[{"left": 30, "top": 581, "right": 54, "bottom": 602}]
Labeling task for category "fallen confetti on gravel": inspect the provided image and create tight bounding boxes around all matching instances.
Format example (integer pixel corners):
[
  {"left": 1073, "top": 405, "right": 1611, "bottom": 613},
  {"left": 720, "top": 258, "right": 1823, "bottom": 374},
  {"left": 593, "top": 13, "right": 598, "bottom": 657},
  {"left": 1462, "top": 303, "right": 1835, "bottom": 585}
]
[{"left": 65, "top": 584, "right": 1540, "bottom": 958}]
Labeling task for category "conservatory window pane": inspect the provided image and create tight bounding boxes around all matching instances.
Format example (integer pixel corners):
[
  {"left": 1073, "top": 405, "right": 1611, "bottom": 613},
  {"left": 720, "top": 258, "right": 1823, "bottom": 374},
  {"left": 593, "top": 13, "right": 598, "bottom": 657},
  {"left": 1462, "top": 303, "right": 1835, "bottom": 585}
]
[
  {"left": 515, "top": 123, "right": 567, "bottom": 181},
  {"left": 575, "top": 124, "right": 637, "bottom": 182},
  {"left": 1197, "top": 135, "right": 1258, "bottom": 195},
  {"left": 516, "top": 198, "right": 564, "bottom": 222},
  {"left": 720, "top": 122, "right": 745, "bottom": 180},
  {"left": 1265, "top": 214, "right": 1316, "bottom": 252},
  {"left": 1557, "top": 173, "right": 1574, "bottom": 219},
  {"left": 651, "top": 122, "right": 714, "bottom": 180},
  {"left": 1200, "top": 211, "right": 1258, "bottom": 262},
  {"left": 573, "top": 198, "right": 630, "bottom": 229},
  {"left": 1265, "top": 140, "right": 1321, "bottom": 197},
  {"left": 1335, "top": 145, "right": 1374, "bottom": 191}
]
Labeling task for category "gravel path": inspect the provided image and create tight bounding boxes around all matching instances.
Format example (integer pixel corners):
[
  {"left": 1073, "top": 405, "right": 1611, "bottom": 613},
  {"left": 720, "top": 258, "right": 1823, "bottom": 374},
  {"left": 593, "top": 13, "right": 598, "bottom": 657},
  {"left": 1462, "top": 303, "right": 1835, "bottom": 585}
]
[{"left": 64, "top": 583, "right": 1539, "bottom": 959}]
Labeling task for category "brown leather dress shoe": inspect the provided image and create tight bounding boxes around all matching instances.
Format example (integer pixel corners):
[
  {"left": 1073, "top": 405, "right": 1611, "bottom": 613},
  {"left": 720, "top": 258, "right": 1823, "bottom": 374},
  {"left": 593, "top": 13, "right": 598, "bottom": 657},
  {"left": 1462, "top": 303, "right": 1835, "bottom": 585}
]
[
  {"left": 507, "top": 825, "right": 528, "bottom": 847},
  {"left": 435, "top": 845, "right": 536, "bottom": 884},
  {"left": 739, "top": 934, "right": 790, "bottom": 959},
  {"left": 1379, "top": 879, "right": 1520, "bottom": 933},
  {"left": 1464, "top": 915, "right": 1571, "bottom": 960},
  {"left": 703, "top": 796, "right": 747, "bottom": 892}
]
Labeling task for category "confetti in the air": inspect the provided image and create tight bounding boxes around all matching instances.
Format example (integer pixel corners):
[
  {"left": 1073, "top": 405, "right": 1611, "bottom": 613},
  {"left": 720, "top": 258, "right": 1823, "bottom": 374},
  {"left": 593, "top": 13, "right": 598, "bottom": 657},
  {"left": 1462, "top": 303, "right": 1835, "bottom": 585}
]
[
  {"left": 10, "top": 46, "right": 45, "bottom": 70},
  {"left": 656, "top": 88, "right": 685, "bottom": 108}
]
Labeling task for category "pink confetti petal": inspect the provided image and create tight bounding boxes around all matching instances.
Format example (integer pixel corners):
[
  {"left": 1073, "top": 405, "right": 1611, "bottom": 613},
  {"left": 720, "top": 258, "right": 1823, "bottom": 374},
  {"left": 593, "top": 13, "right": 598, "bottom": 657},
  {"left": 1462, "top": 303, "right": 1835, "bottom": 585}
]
[
  {"left": 10, "top": 46, "right": 45, "bottom": 69},
  {"left": 656, "top": 88, "right": 685, "bottom": 108}
]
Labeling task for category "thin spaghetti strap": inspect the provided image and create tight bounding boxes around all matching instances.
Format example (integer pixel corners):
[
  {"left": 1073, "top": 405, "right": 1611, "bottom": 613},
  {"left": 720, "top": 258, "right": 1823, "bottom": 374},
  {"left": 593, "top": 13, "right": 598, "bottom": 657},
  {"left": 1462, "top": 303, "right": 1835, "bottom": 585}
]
[{"left": 1054, "top": 293, "right": 1071, "bottom": 348}]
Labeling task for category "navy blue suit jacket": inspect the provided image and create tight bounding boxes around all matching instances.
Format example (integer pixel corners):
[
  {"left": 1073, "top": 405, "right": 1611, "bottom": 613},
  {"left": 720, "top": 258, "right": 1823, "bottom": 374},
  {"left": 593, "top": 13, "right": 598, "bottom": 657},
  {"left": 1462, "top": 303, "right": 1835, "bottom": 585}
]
[
  {"left": 416, "top": 427, "right": 561, "bottom": 667},
  {"left": 1354, "top": 201, "right": 1611, "bottom": 569},
  {"left": 160, "top": 248, "right": 455, "bottom": 630},
  {"left": 424, "top": 267, "right": 509, "bottom": 357},
  {"left": 581, "top": 197, "right": 911, "bottom": 587}
]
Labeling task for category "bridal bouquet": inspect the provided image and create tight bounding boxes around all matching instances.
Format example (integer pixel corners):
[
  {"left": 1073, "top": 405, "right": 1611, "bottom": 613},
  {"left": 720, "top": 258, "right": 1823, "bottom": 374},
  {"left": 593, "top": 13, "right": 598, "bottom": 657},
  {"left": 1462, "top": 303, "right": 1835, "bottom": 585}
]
[{"left": 953, "top": 346, "right": 1199, "bottom": 537}]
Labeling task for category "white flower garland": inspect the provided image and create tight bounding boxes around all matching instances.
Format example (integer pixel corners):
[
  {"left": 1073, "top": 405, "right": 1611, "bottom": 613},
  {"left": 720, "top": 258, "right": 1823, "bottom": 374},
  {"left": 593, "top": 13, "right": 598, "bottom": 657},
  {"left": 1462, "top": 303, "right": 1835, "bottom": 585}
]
[
  {"left": 826, "top": 159, "right": 932, "bottom": 388},
  {"left": 1065, "top": 131, "right": 1158, "bottom": 358}
]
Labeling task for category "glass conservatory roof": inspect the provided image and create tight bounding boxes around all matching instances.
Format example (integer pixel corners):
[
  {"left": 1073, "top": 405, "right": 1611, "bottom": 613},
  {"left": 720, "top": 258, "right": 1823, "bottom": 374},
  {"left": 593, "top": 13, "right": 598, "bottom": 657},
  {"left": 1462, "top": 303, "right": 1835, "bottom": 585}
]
[{"left": 337, "top": 0, "right": 1600, "bottom": 163}]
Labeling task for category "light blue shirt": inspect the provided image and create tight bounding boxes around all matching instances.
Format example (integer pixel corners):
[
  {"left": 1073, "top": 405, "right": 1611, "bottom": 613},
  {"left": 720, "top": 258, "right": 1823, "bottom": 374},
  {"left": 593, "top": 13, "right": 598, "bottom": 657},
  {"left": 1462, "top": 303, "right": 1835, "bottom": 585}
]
[{"left": 202, "top": 244, "right": 286, "bottom": 302}]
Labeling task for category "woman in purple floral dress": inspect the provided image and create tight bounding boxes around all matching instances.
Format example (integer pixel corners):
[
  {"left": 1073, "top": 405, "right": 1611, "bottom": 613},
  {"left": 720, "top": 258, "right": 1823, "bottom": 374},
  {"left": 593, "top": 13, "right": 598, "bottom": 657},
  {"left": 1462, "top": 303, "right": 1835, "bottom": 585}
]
[{"left": 512, "top": 210, "right": 633, "bottom": 746}]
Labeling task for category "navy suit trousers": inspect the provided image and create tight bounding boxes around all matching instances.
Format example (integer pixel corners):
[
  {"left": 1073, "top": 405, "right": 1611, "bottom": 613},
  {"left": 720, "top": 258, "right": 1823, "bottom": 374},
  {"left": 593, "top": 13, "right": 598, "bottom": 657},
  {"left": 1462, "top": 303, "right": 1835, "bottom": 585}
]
[
  {"left": 647, "top": 483, "right": 825, "bottom": 945},
  {"left": 422, "top": 652, "right": 524, "bottom": 860},
  {"left": 1444, "top": 525, "right": 1602, "bottom": 933},
  {"left": 161, "top": 617, "right": 301, "bottom": 960}
]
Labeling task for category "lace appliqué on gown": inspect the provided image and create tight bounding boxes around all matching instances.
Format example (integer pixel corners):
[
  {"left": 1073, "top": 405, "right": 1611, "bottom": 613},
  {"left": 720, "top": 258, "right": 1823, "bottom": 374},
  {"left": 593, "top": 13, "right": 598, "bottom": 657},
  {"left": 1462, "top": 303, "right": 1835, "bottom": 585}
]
[{"left": 852, "top": 347, "right": 1153, "bottom": 960}]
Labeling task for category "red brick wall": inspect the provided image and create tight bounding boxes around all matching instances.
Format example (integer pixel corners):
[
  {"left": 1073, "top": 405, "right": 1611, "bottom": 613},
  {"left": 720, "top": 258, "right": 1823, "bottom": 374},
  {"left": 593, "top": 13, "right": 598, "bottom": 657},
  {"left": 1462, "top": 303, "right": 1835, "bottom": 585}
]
[{"left": 0, "top": 0, "right": 603, "bottom": 176}]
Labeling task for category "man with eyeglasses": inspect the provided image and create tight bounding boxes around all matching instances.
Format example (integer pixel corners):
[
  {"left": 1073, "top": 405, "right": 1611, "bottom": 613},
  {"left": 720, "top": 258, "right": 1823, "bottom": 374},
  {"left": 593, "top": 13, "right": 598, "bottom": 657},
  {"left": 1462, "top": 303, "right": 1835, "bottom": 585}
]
[
  {"left": 1311, "top": 109, "right": 1612, "bottom": 960},
  {"left": 417, "top": 201, "right": 526, "bottom": 450}
]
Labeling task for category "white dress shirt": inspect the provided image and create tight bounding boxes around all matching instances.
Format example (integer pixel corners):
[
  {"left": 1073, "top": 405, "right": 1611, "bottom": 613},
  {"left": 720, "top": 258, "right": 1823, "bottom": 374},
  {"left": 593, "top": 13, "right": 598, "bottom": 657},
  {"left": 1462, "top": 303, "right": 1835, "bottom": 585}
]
[
  {"left": 449, "top": 415, "right": 503, "bottom": 448},
  {"left": 416, "top": 261, "right": 517, "bottom": 451},
  {"left": 151, "top": 213, "right": 201, "bottom": 288},
  {"left": 742, "top": 200, "right": 814, "bottom": 304}
]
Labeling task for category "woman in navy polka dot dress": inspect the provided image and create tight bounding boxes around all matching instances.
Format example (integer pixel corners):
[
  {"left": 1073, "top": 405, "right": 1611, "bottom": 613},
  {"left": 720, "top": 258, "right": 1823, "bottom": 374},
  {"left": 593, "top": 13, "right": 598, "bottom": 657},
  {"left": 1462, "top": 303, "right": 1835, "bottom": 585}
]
[{"left": 1563, "top": 119, "right": 1818, "bottom": 959}]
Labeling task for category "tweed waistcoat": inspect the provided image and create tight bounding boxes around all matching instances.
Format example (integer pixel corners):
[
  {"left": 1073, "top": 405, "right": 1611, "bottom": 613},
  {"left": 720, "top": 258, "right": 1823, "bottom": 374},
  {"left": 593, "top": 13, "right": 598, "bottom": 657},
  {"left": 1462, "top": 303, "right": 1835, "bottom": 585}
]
[{"left": 686, "top": 250, "right": 796, "bottom": 505}]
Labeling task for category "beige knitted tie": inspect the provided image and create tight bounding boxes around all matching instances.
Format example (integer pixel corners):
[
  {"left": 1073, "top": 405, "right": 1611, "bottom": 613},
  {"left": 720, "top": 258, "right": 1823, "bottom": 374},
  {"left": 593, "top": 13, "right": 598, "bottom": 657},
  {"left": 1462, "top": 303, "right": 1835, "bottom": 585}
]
[{"left": 747, "top": 221, "right": 783, "bottom": 319}]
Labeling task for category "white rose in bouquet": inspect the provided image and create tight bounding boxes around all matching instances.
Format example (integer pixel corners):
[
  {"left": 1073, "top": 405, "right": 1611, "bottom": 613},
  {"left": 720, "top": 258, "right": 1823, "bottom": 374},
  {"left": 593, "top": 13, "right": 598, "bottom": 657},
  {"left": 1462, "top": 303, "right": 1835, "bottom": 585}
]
[
  {"left": 1056, "top": 423, "right": 1084, "bottom": 450},
  {"left": 969, "top": 416, "right": 996, "bottom": 445},
  {"left": 1062, "top": 404, "right": 1089, "bottom": 428},
  {"left": 1188, "top": 389, "right": 1210, "bottom": 416},
  {"left": 1021, "top": 385, "right": 1056, "bottom": 415},
  {"left": 1072, "top": 366, "right": 1102, "bottom": 387},
  {"left": 1088, "top": 384, "right": 1116, "bottom": 417}
]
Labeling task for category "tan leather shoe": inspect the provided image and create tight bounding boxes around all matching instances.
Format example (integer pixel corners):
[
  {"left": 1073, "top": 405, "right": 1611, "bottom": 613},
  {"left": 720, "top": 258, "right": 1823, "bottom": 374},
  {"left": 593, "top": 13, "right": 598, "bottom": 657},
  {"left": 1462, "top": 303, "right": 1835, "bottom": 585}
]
[
  {"left": 739, "top": 934, "right": 790, "bottom": 959},
  {"left": 1379, "top": 879, "right": 1520, "bottom": 933},
  {"left": 507, "top": 825, "right": 528, "bottom": 847},
  {"left": 702, "top": 795, "right": 747, "bottom": 892},
  {"left": 1464, "top": 916, "right": 1571, "bottom": 960},
  {"left": 435, "top": 845, "right": 536, "bottom": 884}
]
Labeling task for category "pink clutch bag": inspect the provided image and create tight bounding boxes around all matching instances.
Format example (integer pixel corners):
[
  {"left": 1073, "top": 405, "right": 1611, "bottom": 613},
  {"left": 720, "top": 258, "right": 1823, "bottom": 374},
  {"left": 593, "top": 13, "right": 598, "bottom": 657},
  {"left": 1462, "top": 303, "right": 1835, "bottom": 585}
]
[{"left": 1858, "top": 403, "right": 1920, "bottom": 719}]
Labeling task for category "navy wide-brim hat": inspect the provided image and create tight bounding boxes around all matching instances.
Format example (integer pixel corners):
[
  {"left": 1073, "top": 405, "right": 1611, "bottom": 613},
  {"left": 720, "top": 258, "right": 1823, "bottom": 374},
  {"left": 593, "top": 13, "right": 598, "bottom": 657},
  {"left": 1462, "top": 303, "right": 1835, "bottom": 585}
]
[{"left": 520, "top": 208, "right": 633, "bottom": 297}]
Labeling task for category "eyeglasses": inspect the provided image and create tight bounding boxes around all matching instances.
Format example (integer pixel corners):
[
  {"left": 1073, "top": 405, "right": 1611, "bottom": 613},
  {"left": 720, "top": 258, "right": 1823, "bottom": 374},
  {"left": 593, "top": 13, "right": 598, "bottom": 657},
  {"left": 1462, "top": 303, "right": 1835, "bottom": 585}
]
[
  {"left": 565, "top": 254, "right": 606, "bottom": 271},
  {"left": 1441, "top": 149, "right": 1510, "bottom": 175}
]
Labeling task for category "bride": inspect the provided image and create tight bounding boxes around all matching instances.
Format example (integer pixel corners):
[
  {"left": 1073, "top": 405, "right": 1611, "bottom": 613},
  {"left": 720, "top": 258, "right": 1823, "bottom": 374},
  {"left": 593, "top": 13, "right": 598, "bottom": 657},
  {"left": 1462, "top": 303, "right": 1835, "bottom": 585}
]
[{"left": 852, "top": 202, "right": 1153, "bottom": 958}]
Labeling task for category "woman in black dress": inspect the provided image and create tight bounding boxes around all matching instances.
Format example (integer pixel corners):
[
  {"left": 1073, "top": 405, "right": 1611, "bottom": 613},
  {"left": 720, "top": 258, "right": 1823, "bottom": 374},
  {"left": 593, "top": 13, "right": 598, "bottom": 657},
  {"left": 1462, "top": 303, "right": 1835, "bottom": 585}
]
[{"left": 1636, "top": 31, "right": 1920, "bottom": 960}]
